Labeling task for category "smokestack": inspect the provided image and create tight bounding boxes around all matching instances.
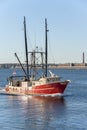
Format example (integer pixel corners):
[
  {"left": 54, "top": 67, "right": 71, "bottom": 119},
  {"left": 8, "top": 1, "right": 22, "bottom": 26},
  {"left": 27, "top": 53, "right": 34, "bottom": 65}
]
[{"left": 82, "top": 52, "right": 85, "bottom": 64}]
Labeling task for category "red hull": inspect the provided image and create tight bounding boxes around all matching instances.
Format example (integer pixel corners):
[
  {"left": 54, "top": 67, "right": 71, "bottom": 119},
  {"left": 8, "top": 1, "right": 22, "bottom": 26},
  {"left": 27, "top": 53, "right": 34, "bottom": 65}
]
[
  {"left": 25, "top": 81, "right": 69, "bottom": 95},
  {"left": 5, "top": 80, "right": 69, "bottom": 96}
]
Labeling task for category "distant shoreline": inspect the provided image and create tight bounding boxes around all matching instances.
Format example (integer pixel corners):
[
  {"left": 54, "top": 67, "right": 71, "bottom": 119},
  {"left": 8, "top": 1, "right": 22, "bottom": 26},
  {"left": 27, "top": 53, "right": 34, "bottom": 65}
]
[
  {"left": 0, "top": 63, "right": 87, "bottom": 69},
  {"left": 49, "top": 66, "right": 87, "bottom": 69}
]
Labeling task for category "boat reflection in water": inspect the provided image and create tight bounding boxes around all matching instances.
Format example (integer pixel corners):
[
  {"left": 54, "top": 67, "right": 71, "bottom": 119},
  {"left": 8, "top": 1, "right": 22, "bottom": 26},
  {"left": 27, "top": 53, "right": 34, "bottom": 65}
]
[{"left": 5, "top": 94, "right": 67, "bottom": 129}]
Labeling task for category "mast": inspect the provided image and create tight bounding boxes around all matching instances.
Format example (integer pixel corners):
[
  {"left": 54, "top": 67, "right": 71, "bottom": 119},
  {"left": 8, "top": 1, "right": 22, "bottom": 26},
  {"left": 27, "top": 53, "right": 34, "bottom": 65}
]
[
  {"left": 45, "top": 18, "right": 48, "bottom": 77},
  {"left": 24, "top": 16, "right": 29, "bottom": 80}
]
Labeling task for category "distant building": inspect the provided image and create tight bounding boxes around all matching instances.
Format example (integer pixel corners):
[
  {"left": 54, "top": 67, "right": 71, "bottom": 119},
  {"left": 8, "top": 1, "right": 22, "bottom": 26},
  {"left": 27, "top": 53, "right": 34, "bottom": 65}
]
[{"left": 82, "top": 52, "right": 85, "bottom": 64}]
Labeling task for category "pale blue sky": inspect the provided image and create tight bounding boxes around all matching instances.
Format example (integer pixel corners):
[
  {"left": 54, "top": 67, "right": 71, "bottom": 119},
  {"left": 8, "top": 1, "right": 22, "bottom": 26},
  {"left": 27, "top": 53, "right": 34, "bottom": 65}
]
[{"left": 0, "top": 0, "right": 87, "bottom": 63}]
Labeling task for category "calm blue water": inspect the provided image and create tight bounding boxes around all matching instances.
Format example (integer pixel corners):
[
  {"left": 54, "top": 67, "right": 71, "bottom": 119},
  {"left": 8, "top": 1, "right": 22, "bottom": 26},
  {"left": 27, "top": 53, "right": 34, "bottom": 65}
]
[{"left": 0, "top": 68, "right": 87, "bottom": 130}]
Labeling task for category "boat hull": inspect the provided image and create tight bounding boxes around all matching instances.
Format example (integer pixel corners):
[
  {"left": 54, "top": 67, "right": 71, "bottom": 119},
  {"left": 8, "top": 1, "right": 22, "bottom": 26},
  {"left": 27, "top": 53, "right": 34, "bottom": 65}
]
[{"left": 5, "top": 80, "right": 69, "bottom": 96}]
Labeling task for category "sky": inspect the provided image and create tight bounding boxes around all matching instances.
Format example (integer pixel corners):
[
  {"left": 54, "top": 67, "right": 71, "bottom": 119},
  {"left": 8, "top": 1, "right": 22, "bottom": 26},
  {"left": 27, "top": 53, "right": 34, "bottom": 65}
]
[{"left": 0, "top": 0, "right": 87, "bottom": 64}]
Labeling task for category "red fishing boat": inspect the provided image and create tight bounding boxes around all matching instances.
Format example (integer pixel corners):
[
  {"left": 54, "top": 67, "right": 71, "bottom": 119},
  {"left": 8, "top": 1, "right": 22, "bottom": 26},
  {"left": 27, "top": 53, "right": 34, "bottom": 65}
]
[{"left": 5, "top": 17, "right": 70, "bottom": 96}]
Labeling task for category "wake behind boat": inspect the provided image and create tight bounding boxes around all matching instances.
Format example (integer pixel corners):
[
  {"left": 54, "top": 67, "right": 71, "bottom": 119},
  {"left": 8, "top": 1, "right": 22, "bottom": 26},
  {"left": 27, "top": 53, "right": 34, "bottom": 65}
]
[{"left": 5, "top": 17, "right": 70, "bottom": 96}]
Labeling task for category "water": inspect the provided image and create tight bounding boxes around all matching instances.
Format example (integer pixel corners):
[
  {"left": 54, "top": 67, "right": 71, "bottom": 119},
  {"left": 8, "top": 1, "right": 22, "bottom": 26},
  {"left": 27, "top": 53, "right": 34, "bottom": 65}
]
[{"left": 0, "top": 68, "right": 87, "bottom": 130}]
